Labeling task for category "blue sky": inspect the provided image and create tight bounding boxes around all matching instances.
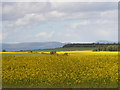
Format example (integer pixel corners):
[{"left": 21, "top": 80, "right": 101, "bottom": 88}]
[{"left": 2, "top": 2, "right": 118, "bottom": 43}]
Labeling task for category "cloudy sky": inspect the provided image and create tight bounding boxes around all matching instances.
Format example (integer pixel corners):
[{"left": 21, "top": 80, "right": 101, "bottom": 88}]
[{"left": 2, "top": 2, "right": 118, "bottom": 43}]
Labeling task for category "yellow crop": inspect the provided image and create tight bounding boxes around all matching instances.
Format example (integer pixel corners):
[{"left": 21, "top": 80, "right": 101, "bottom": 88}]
[
  {"left": 0, "top": 52, "right": 28, "bottom": 53},
  {"left": 2, "top": 51, "right": 118, "bottom": 88}
]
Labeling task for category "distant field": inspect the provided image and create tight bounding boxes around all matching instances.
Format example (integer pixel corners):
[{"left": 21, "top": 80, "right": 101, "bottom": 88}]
[
  {"left": 1, "top": 47, "right": 95, "bottom": 55},
  {"left": 1, "top": 50, "right": 118, "bottom": 56},
  {"left": 2, "top": 51, "right": 118, "bottom": 88},
  {"left": 28, "top": 47, "right": 96, "bottom": 52}
]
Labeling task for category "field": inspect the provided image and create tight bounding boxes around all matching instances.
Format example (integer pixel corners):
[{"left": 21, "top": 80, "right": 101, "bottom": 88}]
[
  {"left": 2, "top": 51, "right": 118, "bottom": 88},
  {"left": 32, "top": 47, "right": 96, "bottom": 52}
]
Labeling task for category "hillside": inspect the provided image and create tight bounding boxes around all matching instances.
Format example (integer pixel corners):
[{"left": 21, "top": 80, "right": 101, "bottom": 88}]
[{"left": 2, "top": 42, "right": 66, "bottom": 51}]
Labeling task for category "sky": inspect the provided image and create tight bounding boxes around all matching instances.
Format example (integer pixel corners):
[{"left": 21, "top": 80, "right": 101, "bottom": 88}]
[{"left": 1, "top": 2, "right": 118, "bottom": 43}]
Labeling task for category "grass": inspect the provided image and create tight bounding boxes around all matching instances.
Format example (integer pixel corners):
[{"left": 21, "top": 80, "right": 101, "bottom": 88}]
[{"left": 26, "top": 47, "right": 96, "bottom": 52}]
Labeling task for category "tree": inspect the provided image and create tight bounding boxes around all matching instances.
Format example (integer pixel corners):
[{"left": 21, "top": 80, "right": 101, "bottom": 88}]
[
  {"left": 2, "top": 49, "right": 6, "bottom": 52},
  {"left": 28, "top": 50, "right": 33, "bottom": 53},
  {"left": 93, "top": 45, "right": 119, "bottom": 51},
  {"left": 50, "top": 51, "right": 56, "bottom": 55},
  {"left": 63, "top": 53, "right": 69, "bottom": 56}
]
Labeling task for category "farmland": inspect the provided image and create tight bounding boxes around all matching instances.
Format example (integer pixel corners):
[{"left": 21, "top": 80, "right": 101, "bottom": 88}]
[
  {"left": 27, "top": 47, "right": 96, "bottom": 52},
  {"left": 2, "top": 51, "right": 118, "bottom": 88}
]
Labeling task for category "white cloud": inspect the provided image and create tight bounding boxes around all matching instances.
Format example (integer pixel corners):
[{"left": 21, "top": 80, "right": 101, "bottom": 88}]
[
  {"left": 2, "top": 2, "right": 118, "bottom": 42},
  {"left": 51, "top": 2, "right": 117, "bottom": 13},
  {"left": 5, "top": 13, "right": 46, "bottom": 29},
  {"left": 95, "top": 29, "right": 111, "bottom": 37},
  {"left": 48, "top": 11, "right": 65, "bottom": 17},
  {"left": 100, "top": 10, "right": 118, "bottom": 20},
  {"left": 3, "top": 2, "right": 118, "bottom": 28},
  {"left": 2, "top": 2, "right": 117, "bottom": 21},
  {"left": 2, "top": 2, "right": 50, "bottom": 20},
  {"left": 1, "top": 33, "right": 8, "bottom": 41},
  {"left": 15, "top": 13, "right": 46, "bottom": 26},
  {"left": 69, "top": 21, "right": 90, "bottom": 29},
  {"left": 36, "top": 32, "right": 54, "bottom": 38},
  {"left": 0, "top": 33, "right": 2, "bottom": 40}
]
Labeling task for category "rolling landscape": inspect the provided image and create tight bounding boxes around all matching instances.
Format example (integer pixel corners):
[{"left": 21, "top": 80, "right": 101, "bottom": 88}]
[
  {"left": 1, "top": 1, "right": 119, "bottom": 89},
  {"left": 1, "top": 42, "right": 66, "bottom": 51},
  {"left": 1, "top": 40, "right": 119, "bottom": 88},
  {"left": 1, "top": 40, "right": 118, "bottom": 52}
]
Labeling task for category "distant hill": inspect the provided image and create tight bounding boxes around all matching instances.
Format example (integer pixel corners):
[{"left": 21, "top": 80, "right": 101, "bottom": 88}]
[
  {"left": 1, "top": 40, "right": 118, "bottom": 52},
  {"left": 2, "top": 42, "right": 66, "bottom": 51}
]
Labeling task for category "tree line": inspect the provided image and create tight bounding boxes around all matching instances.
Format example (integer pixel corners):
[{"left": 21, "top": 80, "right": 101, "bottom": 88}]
[
  {"left": 63, "top": 43, "right": 119, "bottom": 51},
  {"left": 93, "top": 45, "right": 119, "bottom": 51}
]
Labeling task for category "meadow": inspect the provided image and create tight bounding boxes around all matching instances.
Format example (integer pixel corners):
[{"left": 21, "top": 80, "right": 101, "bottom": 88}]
[{"left": 2, "top": 51, "right": 118, "bottom": 88}]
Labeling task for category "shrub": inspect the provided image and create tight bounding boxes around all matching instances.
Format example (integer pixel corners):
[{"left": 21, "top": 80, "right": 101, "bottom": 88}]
[
  {"left": 41, "top": 52, "right": 47, "bottom": 54},
  {"left": 28, "top": 50, "right": 33, "bottom": 53},
  {"left": 93, "top": 45, "right": 119, "bottom": 51},
  {"left": 2, "top": 49, "right": 6, "bottom": 52},
  {"left": 63, "top": 53, "right": 69, "bottom": 56},
  {"left": 50, "top": 51, "right": 56, "bottom": 55}
]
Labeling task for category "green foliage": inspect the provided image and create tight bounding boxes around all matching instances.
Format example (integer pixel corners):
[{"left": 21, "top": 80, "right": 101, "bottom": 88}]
[
  {"left": 2, "top": 49, "right": 6, "bottom": 52},
  {"left": 63, "top": 43, "right": 119, "bottom": 50},
  {"left": 63, "top": 53, "right": 69, "bottom": 56},
  {"left": 63, "top": 43, "right": 96, "bottom": 48},
  {"left": 93, "top": 45, "right": 119, "bottom": 51},
  {"left": 50, "top": 51, "right": 56, "bottom": 55},
  {"left": 28, "top": 50, "right": 33, "bottom": 53}
]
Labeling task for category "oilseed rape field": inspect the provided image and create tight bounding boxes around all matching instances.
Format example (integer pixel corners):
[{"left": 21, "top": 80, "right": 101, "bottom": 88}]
[{"left": 2, "top": 51, "right": 118, "bottom": 88}]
